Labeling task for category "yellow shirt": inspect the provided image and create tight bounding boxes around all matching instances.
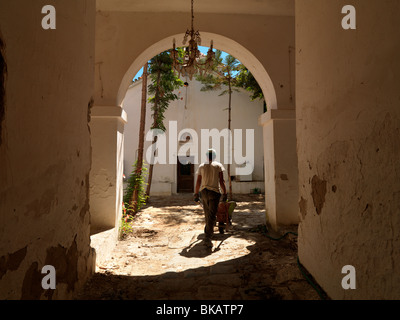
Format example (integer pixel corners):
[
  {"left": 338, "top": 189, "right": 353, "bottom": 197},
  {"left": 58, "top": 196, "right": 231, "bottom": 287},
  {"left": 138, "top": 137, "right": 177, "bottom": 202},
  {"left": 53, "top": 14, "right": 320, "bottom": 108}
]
[{"left": 196, "top": 161, "right": 225, "bottom": 194}]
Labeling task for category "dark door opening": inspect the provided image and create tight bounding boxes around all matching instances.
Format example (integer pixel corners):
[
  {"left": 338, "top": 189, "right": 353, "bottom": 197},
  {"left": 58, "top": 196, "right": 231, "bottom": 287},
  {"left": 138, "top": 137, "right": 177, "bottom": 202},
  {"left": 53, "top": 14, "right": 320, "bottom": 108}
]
[{"left": 177, "top": 156, "right": 194, "bottom": 193}]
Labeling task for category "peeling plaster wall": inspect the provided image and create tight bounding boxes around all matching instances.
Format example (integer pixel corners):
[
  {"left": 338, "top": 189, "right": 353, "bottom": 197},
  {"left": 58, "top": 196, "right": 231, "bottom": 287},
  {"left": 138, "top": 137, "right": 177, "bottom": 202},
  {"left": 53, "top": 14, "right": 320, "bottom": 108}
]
[
  {"left": 0, "top": 0, "right": 96, "bottom": 299},
  {"left": 296, "top": 0, "right": 400, "bottom": 299}
]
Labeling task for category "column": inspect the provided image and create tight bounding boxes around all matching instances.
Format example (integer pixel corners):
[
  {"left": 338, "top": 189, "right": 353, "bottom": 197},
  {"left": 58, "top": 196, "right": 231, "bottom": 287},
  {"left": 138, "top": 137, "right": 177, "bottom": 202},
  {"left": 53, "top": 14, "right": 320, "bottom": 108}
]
[
  {"left": 89, "top": 106, "right": 128, "bottom": 235},
  {"left": 258, "top": 109, "right": 299, "bottom": 230}
]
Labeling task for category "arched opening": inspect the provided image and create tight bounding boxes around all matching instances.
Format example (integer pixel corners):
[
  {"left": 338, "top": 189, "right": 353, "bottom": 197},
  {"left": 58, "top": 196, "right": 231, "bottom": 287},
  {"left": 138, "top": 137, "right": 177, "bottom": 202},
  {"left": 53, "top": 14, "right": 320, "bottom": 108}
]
[
  {"left": 116, "top": 33, "right": 289, "bottom": 252},
  {"left": 122, "top": 45, "right": 267, "bottom": 198},
  {"left": 89, "top": 27, "right": 299, "bottom": 264},
  {"left": 117, "top": 32, "right": 277, "bottom": 110},
  {"left": 114, "top": 33, "right": 298, "bottom": 229},
  {"left": 87, "top": 23, "right": 305, "bottom": 301}
]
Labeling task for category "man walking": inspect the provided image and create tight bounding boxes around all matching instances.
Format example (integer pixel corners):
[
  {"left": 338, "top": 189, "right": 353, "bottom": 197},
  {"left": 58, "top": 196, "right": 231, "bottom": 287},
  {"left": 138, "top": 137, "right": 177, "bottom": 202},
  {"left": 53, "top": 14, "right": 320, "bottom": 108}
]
[{"left": 194, "top": 149, "right": 227, "bottom": 248}]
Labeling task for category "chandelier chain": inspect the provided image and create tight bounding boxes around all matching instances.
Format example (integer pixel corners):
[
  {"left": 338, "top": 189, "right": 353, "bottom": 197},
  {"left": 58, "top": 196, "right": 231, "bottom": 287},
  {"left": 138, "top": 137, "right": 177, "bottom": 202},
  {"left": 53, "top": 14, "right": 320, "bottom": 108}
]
[{"left": 171, "top": 0, "right": 214, "bottom": 80}]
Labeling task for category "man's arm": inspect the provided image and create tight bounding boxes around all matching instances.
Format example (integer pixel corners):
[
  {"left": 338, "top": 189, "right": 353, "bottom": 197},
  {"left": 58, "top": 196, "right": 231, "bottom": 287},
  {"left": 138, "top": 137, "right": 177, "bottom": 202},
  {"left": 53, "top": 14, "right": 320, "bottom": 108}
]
[
  {"left": 194, "top": 175, "right": 202, "bottom": 202},
  {"left": 219, "top": 171, "right": 227, "bottom": 199},
  {"left": 195, "top": 175, "right": 202, "bottom": 195}
]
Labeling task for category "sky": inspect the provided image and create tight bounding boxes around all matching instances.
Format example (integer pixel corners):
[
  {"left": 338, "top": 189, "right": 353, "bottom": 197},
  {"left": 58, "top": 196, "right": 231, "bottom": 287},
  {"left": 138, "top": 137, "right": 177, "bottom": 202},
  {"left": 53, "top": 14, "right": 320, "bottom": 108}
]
[{"left": 132, "top": 46, "right": 231, "bottom": 81}]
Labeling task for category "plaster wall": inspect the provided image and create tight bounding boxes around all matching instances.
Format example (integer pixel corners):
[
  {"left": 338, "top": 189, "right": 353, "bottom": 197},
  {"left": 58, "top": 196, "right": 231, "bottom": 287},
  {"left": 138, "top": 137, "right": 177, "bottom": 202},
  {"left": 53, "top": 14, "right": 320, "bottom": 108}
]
[
  {"left": 122, "top": 77, "right": 265, "bottom": 195},
  {"left": 260, "top": 118, "right": 276, "bottom": 226},
  {"left": 296, "top": 0, "right": 400, "bottom": 299},
  {"left": 274, "top": 118, "right": 299, "bottom": 224},
  {"left": 0, "top": 0, "right": 96, "bottom": 299}
]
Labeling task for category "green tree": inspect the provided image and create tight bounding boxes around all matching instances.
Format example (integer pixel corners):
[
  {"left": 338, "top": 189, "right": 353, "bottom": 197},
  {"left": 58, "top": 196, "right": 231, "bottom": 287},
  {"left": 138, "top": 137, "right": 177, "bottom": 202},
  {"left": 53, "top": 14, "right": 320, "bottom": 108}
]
[
  {"left": 235, "top": 65, "right": 266, "bottom": 112},
  {"left": 196, "top": 50, "right": 240, "bottom": 201},
  {"left": 129, "top": 62, "right": 149, "bottom": 213},
  {"left": 146, "top": 51, "right": 184, "bottom": 197}
]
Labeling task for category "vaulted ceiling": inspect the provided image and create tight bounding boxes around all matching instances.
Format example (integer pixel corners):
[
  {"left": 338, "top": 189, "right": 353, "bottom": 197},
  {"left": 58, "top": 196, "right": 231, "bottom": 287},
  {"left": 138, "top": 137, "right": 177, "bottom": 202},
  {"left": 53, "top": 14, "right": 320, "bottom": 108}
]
[{"left": 96, "top": 0, "right": 294, "bottom": 16}]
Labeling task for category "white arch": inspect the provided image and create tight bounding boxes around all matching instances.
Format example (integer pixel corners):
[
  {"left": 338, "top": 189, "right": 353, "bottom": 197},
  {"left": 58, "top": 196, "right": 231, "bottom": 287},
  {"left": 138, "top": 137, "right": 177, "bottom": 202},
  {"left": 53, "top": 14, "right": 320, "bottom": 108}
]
[{"left": 116, "top": 32, "right": 277, "bottom": 110}]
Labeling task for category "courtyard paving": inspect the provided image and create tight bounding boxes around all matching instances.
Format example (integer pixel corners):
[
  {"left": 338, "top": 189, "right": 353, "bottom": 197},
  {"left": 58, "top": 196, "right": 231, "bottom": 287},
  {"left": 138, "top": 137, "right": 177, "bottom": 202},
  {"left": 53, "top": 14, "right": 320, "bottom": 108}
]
[{"left": 77, "top": 194, "right": 325, "bottom": 300}]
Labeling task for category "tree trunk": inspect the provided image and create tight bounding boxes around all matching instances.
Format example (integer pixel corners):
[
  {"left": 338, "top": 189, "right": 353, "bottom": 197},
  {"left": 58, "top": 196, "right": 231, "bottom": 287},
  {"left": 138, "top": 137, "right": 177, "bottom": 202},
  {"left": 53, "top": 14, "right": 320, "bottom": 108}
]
[
  {"left": 146, "top": 144, "right": 155, "bottom": 198},
  {"left": 131, "top": 62, "right": 148, "bottom": 209},
  {"left": 145, "top": 66, "right": 162, "bottom": 198},
  {"left": 227, "top": 77, "right": 233, "bottom": 200}
]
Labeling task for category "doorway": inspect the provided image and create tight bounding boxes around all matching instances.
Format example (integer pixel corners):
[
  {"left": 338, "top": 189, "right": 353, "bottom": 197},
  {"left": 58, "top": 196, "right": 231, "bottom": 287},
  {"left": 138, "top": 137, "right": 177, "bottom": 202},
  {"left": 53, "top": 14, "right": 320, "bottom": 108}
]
[{"left": 177, "top": 156, "right": 194, "bottom": 193}]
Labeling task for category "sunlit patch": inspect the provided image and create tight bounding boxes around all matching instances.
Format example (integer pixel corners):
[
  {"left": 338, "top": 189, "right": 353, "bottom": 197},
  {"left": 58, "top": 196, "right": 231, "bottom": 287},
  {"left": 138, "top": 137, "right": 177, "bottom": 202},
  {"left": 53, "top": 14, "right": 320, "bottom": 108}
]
[{"left": 92, "top": 194, "right": 266, "bottom": 277}]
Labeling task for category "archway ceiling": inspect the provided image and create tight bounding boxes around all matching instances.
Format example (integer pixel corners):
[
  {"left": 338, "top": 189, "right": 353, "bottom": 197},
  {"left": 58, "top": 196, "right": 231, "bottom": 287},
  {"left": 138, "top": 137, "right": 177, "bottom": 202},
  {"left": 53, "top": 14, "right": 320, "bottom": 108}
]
[{"left": 96, "top": 0, "right": 294, "bottom": 16}]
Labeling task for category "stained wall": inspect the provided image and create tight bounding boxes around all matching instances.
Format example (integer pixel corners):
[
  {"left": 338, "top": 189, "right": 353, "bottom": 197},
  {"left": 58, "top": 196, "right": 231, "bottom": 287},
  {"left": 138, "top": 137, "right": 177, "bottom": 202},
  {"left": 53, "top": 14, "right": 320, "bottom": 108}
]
[
  {"left": 296, "top": 0, "right": 400, "bottom": 299},
  {"left": 0, "top": 0, "right": 96, "bottom": 299}
]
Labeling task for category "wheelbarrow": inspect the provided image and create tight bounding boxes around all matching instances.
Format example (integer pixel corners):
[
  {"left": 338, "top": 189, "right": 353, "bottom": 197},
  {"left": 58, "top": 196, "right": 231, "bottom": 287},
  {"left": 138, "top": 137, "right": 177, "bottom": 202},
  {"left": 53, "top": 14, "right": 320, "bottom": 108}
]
[
  {"left": 216, "top": 201, "right": 236, "bottom": 234},
  {"left": 196, "top": 197, "right": 236, "bottom": 234}
]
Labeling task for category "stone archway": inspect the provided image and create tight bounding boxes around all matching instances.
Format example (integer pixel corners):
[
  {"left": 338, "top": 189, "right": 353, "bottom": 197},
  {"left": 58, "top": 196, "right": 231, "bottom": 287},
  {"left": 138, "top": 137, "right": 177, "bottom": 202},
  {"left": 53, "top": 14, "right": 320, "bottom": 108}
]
[
  {"left": 117, "top": 32, "right": 278, "bottom": 110},
  {"left": 90, "top": 32, "right": 298, "bottom": 237}
]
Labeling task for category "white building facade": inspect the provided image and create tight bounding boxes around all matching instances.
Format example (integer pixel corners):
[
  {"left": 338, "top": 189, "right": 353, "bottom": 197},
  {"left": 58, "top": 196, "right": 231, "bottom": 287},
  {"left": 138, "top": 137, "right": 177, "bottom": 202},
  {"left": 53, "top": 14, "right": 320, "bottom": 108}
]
[{"left": 123, "top": 76, "right": 265, "bottom": 196}]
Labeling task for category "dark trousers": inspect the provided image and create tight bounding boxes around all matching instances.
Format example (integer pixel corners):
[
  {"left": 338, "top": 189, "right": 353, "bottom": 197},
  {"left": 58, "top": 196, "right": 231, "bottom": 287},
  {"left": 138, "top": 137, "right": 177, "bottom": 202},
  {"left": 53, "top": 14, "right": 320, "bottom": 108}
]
[{"left": 200, "top": 188, "right": 221, "bottom": 240}]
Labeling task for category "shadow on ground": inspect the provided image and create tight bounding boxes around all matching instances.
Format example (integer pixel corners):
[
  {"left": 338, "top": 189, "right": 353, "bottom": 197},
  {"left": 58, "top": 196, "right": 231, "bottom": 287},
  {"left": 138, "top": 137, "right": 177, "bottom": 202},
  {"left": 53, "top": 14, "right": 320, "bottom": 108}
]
[{"left": 78, "top": 194, "right": 327, "bottom": 300}]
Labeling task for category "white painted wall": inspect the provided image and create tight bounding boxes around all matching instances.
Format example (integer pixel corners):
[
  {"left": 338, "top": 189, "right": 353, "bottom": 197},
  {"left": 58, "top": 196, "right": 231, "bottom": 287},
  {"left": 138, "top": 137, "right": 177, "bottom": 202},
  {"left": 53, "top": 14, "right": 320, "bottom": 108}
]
[{"left": 122, "top": 76, "right": 265, "bottom": 195}]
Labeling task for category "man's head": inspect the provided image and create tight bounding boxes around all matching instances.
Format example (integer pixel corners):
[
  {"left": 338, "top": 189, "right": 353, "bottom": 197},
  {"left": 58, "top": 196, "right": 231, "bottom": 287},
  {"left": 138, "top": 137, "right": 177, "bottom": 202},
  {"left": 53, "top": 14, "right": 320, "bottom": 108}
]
[{"left": 207, "top": 148, "right": 217, "bottom": 162}]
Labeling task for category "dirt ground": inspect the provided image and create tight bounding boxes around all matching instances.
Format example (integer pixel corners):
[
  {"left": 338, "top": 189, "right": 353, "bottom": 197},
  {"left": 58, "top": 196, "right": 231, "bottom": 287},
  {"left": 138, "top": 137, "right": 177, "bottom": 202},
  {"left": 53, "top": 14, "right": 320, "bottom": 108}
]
[{"left": 77, "top": 194, "right": 325, "bottom": 300}]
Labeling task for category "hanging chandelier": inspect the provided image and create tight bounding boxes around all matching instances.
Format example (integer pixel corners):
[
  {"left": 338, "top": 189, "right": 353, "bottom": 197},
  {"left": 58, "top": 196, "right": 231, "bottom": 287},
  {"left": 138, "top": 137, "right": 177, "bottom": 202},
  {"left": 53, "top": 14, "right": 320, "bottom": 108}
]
[{"left": 171, "top": 0, "right": 215, "bottom": 80}]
